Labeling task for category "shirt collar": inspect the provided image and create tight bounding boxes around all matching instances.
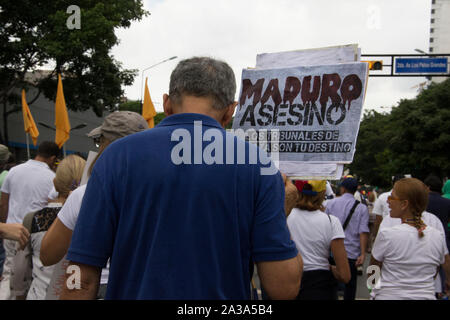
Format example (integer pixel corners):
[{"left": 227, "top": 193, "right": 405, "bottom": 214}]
[
  {"left": 157, "top": 113, "right": 223, "bottom": 130},
  {"left": 342, "top": 193, "right": 355, "bottom": 199},
  {"left": 27, "top": 159, "right": 51, "bottom": 170}
]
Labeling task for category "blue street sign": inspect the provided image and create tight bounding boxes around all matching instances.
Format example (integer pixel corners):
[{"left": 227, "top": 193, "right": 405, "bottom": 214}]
[{"left": 395, "top": 57, "right": 448, "bottom": 74}]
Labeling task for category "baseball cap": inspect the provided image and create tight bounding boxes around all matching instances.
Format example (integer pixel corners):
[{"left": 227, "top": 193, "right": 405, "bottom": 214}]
[
  {"left": 294, "top": 180, "right": 327, "bottom": 196},
  {"left": 87, "top": 111, "right": 149, "bottom": 142},
  {"left": 0, "top": 144, "right": 11, "bottom": 164},
  {"left": 339, "top": 177, "right": 358, "bottom": 193}
]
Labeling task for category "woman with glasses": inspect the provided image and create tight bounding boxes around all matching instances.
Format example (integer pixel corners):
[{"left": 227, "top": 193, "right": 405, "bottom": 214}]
[{"left": 370, "top": 178, "right": 448, "bottom": 300}]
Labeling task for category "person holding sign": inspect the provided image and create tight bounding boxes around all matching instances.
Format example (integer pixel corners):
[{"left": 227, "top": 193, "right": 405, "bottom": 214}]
[{"left": 287, "top": 180, "right": 350, "bottom": 300}]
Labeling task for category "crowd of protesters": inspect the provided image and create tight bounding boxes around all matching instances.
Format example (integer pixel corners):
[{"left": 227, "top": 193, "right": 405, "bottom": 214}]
[{"left": 0, "top": 57, "right": 448, "bottom": 300}]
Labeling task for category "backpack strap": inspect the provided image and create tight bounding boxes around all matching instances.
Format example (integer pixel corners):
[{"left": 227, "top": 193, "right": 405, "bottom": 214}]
[{"left": 343, "top": 200, "right": 360, "bottom": 230}]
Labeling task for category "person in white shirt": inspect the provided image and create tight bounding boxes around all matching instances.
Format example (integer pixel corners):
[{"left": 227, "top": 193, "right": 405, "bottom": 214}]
[
  {"left": 378, "top": 210, "right": 449, "bottom": 296},
  {"left": 40, "top": 111, "right": 149, "bottom": 299},
  {"left": 287, "top": 180, "right": 350, "bottom": 300},
  {"left": 11, "top": 155, "right": 86, "bottom": 300},
  {"left": 370, "top": 178, "right": 449, "bottom": 300},
  {"left": 0, "top": 141, "right": 60, "bottom": 300}
]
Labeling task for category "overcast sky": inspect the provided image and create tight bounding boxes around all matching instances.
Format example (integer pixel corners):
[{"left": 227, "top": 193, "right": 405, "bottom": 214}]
[{"left": 111, "top": 0, "right": 432, "bottom": 113}]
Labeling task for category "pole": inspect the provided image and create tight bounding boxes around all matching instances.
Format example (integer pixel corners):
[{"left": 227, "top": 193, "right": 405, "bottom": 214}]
[
  {"left": 63, "top": 144, "right": 66, "bottom": 157},
  {"left": 140, "top": 56, "right": 178, "bottom": 103},
  {"left": 26, "top": 133, "right": 30, "bottom": 159}
]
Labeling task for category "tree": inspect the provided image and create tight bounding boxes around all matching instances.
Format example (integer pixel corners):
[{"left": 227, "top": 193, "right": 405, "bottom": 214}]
[
  {"left": 0, "top": 0, "right": 148, "bottom": 144},
  {"left": 349, "top": 78, "right": 450, "bottom": 187},
  {"left": 118, "top": 100, "right": 166, "bottom": 126}
]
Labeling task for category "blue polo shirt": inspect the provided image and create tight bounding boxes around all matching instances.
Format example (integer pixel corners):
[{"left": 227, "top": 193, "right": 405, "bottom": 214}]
[{"left": 67, "top": 113, "right": 297, "bottom": 299}]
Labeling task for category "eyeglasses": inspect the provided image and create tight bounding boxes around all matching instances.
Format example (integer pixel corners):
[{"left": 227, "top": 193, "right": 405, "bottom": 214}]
[{"left": 388, "top": 195, "right": 404, "bottom": 201}]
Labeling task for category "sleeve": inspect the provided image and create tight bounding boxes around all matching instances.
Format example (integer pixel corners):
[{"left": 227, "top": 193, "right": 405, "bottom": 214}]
[
  {"left": 372, "top": 196, "right": 384, "bottom": 216},
  {"left": 57, "top": 188, "right": 82, "bottom": 231},
  {"left": 431, "top": 218, "right": 449, "bottom": 255},
  {"left": 251, "top": 169, "right": 298, "bottom": 263},
  {"left": 358, "top": 205, "right": 370, "bottom": 234},
  {"left": 330, "top": 216, "right": 345, "bottom": 240},
  {"left": 0, "top": 171, "right": 11, "bottom": 194},
  {"left": 371, "top": 230, "right": 388, "bottom": 262},
  {"left": 66, "top": 169, "right": 117, "bottom": 268}
]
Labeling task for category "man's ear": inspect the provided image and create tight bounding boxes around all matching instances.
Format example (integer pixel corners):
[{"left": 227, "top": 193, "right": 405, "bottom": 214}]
[
  {"left": 220, "top": 102, "right": 237, "bottom": 128},
  {"left": 163, "top": 94, "right": 173, "bottom": 116}
]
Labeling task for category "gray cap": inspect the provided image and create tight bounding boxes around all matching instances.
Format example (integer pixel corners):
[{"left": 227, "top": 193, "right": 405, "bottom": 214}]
[
  {"left": 87, "top": 111, "right": 149, "bottom": 142},
  {"left": 0, "top": 144, "right": 11, "bottom": 165}
]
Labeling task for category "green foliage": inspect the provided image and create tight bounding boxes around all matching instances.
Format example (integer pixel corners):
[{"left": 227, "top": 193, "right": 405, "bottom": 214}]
[
  {"left": 119, "top": 100, "right": 166, "bottom": 125},
  {"left": 349, "top": 78, "right": 450, "bottom": 187},
  {"left": 119, "top": 100, "right": 141, "bottom": 114},
  {"left": 0, "top": 0, "right": 148, "bottom": 143},
  {"left": 153, "top": 112, "right": 166, "bottom": 126}
]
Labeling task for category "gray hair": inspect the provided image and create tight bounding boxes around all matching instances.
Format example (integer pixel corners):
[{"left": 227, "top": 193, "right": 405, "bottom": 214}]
[{"left": 169, "top": 57, "right": 236, "bottom": 110}]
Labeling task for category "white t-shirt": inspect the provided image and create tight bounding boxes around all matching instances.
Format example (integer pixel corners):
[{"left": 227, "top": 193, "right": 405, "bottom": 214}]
[
  {"left": 1, "top": 160, "right": 55, "bottom": 223},
  {"left": 371, "top": 223, "right": 447, "bottom": 300},
  {"left": 372, "top": 191, "right": 391, "bottom": 218},
  {"left": 380, "top": 211, "right": 449, "bottom": 251},
  {"left": 58, "top": 184, "right": 109, "bottom": 285},
  {"left": 287, "top": 208, "right": 345, "bottom": 272},
  {"left": 58, "top": 184, "right": 86, "bottom": 230},
  {"left": 48, "top": 186, "right": 59, "bottom": 200},
  {"left": 378, "top": 210, "right": 449, "bottom": 294}
]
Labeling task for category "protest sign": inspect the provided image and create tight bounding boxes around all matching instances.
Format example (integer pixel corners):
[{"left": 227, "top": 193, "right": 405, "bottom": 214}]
[
  {"left": 256, "top": 44, "right": 360, "bottom": 69},
  {"left": 232, "top": 62, "right": 368, "bottom": 170}
]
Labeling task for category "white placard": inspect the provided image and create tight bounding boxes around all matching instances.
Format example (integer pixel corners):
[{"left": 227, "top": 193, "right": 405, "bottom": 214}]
[
  {"left": 232, "top": 62, "right": 368, "bottom": 179},
  {"left": 256, "top": 44, "right": 359, "bottom": 69}
]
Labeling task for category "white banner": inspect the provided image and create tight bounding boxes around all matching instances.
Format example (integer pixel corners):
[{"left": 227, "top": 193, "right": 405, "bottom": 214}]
[{"left": 232, "top": 62, "right": 368, "bottom": 166}]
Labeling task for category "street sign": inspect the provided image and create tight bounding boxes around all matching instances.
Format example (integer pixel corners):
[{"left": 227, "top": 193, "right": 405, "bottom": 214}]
[{"left": 395, "top": 57, "right": 448, "bottom": 74}]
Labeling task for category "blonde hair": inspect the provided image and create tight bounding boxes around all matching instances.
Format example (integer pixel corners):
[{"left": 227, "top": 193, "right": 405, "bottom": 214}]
[
  {"left": 53, "top": 155, "right": 86, "bottom": 199},
  {"left": 394, "top": 178, "right": 429, "bottom": 238}
]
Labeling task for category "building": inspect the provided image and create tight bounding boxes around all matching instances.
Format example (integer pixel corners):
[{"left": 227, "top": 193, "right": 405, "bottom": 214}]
[
  {"left": 0, "top": 71, "right": 108, "bottom": 162},
  {"left": 429, "top": 0, "right": 450, "bottom": 83}
]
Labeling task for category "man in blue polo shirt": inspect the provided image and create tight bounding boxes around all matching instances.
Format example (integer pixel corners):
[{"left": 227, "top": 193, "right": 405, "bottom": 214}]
[{"left": 61, "top": 57, "right": 302, "bottom": 300}]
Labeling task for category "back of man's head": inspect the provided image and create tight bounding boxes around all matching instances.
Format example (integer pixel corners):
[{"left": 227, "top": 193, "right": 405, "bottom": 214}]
[
  {"left": 37, "top": 141, "right": 60, "bottom": 159},
  {"left": 340, "top": 178, "right": 358, "bottom": 194},
  {"left": 169, "top": 57, "right": 236, "bottom": 110},
  {"left": 424, "top": 174, "right": 442, "bottom": 193}
]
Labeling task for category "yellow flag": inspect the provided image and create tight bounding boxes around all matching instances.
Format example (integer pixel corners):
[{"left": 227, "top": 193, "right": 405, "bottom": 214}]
[
  {"left": 54, "top": 74, "right": 71, "bottom": 148},
  {"left": 21, "top": 90, "right": 39, "bottom": 146},
  {"left": 142, "top": 77, "right": 157, "bottom": 128}
]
